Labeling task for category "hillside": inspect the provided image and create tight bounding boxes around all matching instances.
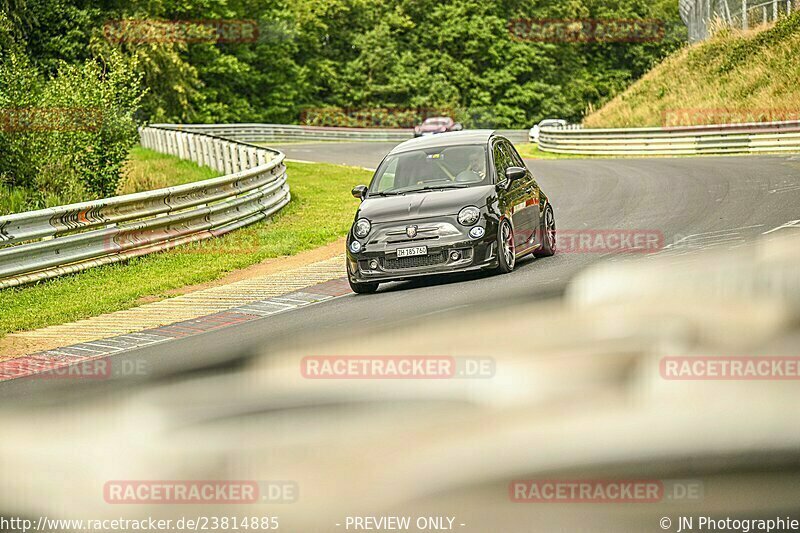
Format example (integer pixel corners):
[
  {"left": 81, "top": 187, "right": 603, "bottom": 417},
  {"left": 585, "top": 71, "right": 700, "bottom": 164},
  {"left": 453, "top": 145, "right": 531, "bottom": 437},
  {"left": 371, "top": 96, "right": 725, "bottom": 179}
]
[{"left": 584, "top": 11, "right": 800, "bottom": 128}]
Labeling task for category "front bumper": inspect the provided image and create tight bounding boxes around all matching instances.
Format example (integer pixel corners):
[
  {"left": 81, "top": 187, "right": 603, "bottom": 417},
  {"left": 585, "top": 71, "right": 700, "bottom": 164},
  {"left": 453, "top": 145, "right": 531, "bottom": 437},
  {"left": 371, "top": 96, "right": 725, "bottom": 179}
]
[{"left": 346, "top": 216, "right": 500, "bottom": 284}]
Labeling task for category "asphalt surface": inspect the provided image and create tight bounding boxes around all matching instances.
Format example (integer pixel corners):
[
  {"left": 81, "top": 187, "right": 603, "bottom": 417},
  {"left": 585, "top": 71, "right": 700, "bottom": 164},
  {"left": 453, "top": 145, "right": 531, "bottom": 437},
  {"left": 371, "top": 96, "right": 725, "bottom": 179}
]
[
  {"left": 273, "top": 140, "right": 398, "bottom": 168},
  {"left": 4, "top": 145, "right": 800, "bottom": 399}
]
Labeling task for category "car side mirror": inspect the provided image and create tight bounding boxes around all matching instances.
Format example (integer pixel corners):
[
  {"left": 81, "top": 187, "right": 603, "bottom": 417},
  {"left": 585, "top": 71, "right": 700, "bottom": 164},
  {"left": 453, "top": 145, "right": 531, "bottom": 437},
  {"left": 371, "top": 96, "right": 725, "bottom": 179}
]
[
  {"left": 352, "top": 185, "right": 368, "bottom": 200},
  {"left": 505, "top": 166, "right": 527, "bottom": 182}
]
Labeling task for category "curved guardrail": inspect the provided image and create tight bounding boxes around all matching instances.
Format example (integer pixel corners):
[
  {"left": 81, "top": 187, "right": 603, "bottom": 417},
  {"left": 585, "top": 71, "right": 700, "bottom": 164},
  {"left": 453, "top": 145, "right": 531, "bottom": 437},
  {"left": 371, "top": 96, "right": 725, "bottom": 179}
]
[
  {"left": 155, "top": 123, "right": 414, "bottom": 142},
  {"left": 153, "top": 123, "right": 530, "bottom": 144},
  {"left": 0, "top": 126, "right": 290, "bottom": 289},
  {"left": 538, "top": 120, "right": 800, "bottom": 155}
]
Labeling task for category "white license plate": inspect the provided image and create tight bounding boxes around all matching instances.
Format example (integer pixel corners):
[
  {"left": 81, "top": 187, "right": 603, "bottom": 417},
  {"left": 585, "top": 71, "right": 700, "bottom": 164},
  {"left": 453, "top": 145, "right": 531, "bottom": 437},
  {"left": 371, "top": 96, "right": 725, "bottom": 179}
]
[{"left": 396, "top": 246, "right": 427, "bottom": 258}]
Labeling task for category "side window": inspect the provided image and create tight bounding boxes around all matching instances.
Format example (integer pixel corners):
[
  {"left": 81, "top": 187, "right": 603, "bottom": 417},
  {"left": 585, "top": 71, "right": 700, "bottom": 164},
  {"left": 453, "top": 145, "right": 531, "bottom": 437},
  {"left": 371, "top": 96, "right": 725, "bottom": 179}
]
[
  {"left": 492, "top": 142, "right": 511, "bottom": 183},
  {"left": 504, "top": 141, "right": 525, "bottom": 168},
  {"left": 376, "top": 158, "right": 398, "bottom": 190}
]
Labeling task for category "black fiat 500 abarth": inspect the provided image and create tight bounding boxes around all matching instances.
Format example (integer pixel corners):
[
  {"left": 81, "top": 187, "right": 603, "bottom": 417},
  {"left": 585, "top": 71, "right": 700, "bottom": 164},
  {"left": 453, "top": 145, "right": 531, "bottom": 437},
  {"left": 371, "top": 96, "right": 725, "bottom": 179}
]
[{"left": 346, "top": 130, "right": 556, "bottom": 294}]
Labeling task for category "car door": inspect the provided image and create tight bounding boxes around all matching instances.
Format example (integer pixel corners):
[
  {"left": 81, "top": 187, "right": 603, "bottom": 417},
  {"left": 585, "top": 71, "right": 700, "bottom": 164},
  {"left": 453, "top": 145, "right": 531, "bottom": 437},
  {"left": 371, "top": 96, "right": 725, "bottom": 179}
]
[
  {"left": 492, "top": 140, "right": 531, "bottom": 249},
  {"left": 505, "top": 140, "right": 541, "bottom": 249}
]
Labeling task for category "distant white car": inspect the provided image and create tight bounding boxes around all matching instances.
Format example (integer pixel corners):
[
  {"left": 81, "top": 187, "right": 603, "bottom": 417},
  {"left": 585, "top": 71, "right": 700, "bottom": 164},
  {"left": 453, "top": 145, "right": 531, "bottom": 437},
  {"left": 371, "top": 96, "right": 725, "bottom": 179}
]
[{"left": 529, "top": 118, "right": 567, "bottom": 143}]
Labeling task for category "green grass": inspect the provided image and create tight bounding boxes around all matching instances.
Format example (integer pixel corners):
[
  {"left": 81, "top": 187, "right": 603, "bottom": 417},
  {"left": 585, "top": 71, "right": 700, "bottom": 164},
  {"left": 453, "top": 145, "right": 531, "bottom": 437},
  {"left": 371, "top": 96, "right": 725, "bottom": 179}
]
[
  {"left": 118, "top": 146, "right": 222, "bottom": 194},
  {"left": 585, "top": 11, "right": 800, "bottom": 128},
  {"left": 513, "top": 143, "right": 592, "bottom": 160},
  {"left": 0, "top": 158, "right": 370, "bottom": 337}
]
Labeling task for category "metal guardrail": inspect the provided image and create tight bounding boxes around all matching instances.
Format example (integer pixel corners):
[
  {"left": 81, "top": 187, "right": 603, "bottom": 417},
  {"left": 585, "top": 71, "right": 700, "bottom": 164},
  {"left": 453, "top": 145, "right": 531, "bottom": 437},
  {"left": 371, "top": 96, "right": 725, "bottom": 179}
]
[
  {"left": 154, "top": 123, "right": 531, "bottom": 144},
  {"left": 155, "top": 123, "right": 414, "bottom": 142},
  {"left": 0, "top": 127, "right": 290, "bottom": 289},
  {"left": 538, "top": 119, "right": 800, "bottom": 155}
]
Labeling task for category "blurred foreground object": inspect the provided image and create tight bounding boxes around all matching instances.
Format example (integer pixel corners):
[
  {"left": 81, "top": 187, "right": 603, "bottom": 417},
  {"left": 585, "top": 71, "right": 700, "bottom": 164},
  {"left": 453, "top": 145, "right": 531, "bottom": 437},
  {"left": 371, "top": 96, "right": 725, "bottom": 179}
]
[{"left": 1, "top": 233, "right": 800, "bottom": 531}]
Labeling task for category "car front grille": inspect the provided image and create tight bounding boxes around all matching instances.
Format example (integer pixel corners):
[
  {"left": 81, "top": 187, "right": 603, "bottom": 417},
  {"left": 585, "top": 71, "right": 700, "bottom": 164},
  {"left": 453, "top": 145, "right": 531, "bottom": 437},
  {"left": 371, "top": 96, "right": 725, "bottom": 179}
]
[{"left": 384, "top": 251, "right": 446, "bottom": 270}]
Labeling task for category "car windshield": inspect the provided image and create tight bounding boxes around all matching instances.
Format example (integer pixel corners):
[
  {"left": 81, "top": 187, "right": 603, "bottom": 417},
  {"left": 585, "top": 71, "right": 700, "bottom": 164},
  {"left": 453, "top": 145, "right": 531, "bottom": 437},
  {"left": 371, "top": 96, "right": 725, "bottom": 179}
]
[
  {"left": 423, "top": 118, "right": 449, "bottom": 126},
  {"left": 369, "top": 144, "right": 490, "bottom": 195}
]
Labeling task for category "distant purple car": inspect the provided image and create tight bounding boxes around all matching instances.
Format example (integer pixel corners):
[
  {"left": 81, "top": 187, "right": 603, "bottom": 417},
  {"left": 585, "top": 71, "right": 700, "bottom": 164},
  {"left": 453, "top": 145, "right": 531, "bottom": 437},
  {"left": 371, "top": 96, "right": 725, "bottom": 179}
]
[{"left": 414, "top": 116, "right": 463, "bottom": 137}]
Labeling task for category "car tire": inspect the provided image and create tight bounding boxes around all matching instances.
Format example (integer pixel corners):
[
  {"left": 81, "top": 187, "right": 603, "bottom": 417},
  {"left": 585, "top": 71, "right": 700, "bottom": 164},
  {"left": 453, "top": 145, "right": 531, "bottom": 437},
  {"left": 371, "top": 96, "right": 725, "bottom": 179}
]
[
  {"left": 349, "top": 279, "right": 379, "bottom": 294},
  {"left": 495, "top": 219, "right": 516, "bottom": 274},
  {"left": 533, "top": 203, "right": 556, "bottom": 257},
  {"left": 347, "top": 261, "right": 379, "bottom": 294}
]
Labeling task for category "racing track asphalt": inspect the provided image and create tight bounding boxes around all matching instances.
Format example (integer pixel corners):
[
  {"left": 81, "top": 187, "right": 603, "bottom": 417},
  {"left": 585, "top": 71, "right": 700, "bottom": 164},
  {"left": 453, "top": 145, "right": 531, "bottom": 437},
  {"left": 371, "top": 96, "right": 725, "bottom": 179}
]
[{"left": 3, "top": 144, "right": 800, "bottom": 400}]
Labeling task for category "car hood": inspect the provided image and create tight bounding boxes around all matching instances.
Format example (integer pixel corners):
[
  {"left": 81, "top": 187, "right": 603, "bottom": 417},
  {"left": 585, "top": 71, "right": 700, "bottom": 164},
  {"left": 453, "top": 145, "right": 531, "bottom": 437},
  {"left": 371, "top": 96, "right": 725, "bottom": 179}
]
[{"left": 358, "top": 186, "right": 493, "bottom": 223}]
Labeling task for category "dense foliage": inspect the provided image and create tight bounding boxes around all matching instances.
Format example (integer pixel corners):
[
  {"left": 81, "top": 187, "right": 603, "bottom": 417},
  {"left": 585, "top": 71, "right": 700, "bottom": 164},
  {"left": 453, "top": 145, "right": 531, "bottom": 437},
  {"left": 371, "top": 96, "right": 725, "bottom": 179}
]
[
  {"left": 5, "top": 0, "right": 684, "bottom": 127},
  {"left": 0, "top": 0, "right": 684, "bottom": 211},
  {"left": 0, "top": 10, "right": 143, "bottom": 211}
]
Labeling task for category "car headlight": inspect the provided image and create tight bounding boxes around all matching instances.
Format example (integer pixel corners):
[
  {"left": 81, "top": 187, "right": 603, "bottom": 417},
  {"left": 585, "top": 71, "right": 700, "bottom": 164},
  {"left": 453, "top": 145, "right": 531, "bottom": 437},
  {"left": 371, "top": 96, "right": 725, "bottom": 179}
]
[
  {"left": 457, "top": 206, "right": 481, "bottom": 226},
  {"left": 354, "top": 218, "right": 371, "bottom": 238},
  {"left": 349, "top": 240, "right": 362, "bottom": 254}
]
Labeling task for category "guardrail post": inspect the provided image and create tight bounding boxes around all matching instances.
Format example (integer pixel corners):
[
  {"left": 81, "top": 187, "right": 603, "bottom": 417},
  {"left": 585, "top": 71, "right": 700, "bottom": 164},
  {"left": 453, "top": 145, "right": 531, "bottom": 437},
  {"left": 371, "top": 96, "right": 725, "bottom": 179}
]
[
  {"left": 181, "top": 133, "right": 189, "bottom": 160},
  {"left": 238, "top": 145, "right": 248, "bottom": 170},
  {"left": 196, "top": 135, "right": 205, "bottom": 166},
  {"left": 223, "top": 142, "right": 234, "bottom": 174},
  {"left": 187, "top": 134, "right": 197, "bottom": 163},
  {"left": 232, "top": 143, "right": 242, "bottom": 173},
  {"left": 200, "top": 136, "right": 210, "bottom": 168},
  {"left": 213, "top": 139, "right": 223, "bottom": 172}
]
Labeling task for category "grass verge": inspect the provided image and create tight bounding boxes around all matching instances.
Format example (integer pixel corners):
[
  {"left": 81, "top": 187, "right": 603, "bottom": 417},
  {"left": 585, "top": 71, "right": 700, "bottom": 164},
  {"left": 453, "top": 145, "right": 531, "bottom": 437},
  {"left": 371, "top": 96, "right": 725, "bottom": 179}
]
[
  {"left": 585, "top": 12, "right": 800, "bottom": 128},
  {"left": 117, "top": 146, "right": 221, "bottom": 194},
  {"left": 0, "top": 157, "right": 369, "bottom": 337},
  {"left": 513, "top": 143, "right": 593, "bottom": 160}
]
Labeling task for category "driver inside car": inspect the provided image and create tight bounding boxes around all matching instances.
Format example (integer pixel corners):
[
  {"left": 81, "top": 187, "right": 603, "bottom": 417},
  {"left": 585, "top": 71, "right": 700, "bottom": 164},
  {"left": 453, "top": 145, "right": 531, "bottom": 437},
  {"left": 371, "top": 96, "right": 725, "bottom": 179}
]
[{"left": 456, "top": 152, "right": 487, "bottom": 183}]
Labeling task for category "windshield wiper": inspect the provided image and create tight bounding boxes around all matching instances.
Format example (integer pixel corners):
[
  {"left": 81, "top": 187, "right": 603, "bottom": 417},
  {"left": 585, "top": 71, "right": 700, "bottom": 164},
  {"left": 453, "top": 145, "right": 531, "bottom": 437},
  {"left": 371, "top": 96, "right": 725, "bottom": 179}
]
[
  {"left": 414, "top": 184, "right": 470, "bottom": 192},
  {"left": 369, "top": 191, "right": 404, "bottom": 197},
  {"left": 373, "top": 184, "right": 468, "bottom": 196}
]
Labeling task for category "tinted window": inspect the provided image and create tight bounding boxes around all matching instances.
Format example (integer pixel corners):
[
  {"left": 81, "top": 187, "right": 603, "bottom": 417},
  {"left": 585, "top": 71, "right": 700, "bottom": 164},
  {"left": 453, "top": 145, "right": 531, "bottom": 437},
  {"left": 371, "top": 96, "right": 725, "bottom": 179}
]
[
  {"left": 504, "top": 141, "right": 525, "bottom": 168},
  {"left": 493, "top": 142, "right": 512, "bottom": 183}
]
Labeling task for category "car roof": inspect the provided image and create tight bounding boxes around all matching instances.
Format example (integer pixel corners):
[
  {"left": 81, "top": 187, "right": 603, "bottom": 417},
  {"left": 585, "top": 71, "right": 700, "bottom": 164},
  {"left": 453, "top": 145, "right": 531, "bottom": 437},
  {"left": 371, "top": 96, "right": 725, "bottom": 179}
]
[{"left": 389, "top": 130, "right": 497, "bottom": 155}]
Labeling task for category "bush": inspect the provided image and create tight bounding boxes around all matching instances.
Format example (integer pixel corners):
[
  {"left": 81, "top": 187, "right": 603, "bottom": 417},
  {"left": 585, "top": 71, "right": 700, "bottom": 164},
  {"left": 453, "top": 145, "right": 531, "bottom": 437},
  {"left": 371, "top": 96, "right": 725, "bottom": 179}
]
[{"left": 0, "top": 45, "right": 144, "bottom": 214}]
